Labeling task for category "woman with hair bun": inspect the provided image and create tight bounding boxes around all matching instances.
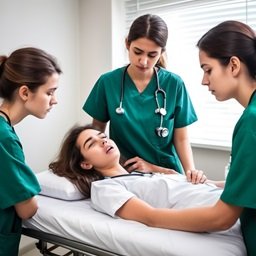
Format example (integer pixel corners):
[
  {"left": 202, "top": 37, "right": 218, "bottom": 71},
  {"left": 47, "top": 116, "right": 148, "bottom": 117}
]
[{"left": 0, "top": 47, "right": 62, "bottom": 255}]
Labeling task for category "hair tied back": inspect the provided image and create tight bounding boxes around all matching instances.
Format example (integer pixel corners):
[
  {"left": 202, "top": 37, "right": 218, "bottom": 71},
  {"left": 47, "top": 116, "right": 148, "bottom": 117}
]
[{"left": 0, "top": 56, "right": 7, "bottom": 75}]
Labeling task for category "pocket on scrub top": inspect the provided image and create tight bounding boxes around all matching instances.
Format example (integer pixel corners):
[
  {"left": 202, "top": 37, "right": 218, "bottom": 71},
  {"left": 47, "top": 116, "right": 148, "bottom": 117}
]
[{"left": 0, "top": 231, "right": 21, "bottom": 256}]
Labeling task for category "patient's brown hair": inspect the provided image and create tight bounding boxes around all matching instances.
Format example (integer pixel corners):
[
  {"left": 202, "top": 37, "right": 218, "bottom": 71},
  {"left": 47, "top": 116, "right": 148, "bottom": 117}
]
[{"left": 49, "top": 124, "right": 104, "bottom": 199}]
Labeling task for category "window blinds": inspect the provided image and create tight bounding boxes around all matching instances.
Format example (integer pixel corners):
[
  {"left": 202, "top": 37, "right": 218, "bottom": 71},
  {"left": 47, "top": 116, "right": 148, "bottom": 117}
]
[{"left": 124, "top": 0, "right": 256, "bottom": 149}]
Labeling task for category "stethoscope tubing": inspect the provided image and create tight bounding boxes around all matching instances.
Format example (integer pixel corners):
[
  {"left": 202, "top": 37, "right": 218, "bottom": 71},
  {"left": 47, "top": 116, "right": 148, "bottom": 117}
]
[{"left": 116, "top": 64, "right": 169, "bottom": 137}]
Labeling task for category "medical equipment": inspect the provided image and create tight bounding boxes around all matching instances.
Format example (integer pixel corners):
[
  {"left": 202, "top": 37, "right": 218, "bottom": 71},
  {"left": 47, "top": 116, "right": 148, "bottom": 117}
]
[
  {"left": 22, "top": 170, "right": 246, "bottom": 256},
  {"left": 116, "top": 65, "right": 169, "bottom": 138},
  {"left": 107, "top": 171, "right": 154, "bottom": 179}
]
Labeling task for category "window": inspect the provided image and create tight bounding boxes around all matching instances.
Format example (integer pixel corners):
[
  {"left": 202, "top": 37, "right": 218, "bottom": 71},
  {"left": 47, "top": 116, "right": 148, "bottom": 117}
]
[{"left": 124, "top": 0, "right": 256, "bottom": 150}]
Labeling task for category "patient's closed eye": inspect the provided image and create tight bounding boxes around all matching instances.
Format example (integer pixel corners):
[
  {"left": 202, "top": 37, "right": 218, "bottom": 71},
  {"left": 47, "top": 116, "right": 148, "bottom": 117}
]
[
  {"left": 88, "top": 141, "right": 94, "bottom": 148},
  {"left": 88, "top": 134, "right": 108, "bottom": 148}
]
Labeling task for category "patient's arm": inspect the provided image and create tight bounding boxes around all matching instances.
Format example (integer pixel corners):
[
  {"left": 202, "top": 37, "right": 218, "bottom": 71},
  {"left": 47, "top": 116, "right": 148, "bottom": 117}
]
[
  {"left": 92, "top": 119, "right": 107, "bottom": 132},
  {"left": 116, "top": 197, "right": 242, "bottom": 232},
  {"left": 15, "top": 197, "right": 38, "bottom": 219},
  {"left": 206, "top": 179, "right": 225, "bottom": 188}
]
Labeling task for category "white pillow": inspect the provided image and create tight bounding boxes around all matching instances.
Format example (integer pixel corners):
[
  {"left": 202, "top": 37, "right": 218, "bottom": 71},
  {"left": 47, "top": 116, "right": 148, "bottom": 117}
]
[{"left": 37, "top": 170, "right": 85, "bottom": 201}]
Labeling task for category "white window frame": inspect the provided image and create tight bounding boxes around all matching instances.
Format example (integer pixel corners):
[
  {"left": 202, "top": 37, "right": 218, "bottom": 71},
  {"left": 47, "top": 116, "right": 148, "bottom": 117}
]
[{"left": 123, "top": 0, "right": 256, "bottom": 150}]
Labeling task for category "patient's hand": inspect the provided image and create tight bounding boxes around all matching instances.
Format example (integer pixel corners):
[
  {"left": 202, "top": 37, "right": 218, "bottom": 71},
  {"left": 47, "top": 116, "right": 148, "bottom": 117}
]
[
  {"left": 186, "top": 169, "right": 207, "bottom": 184},
  {"left": 124, "top": 156, "right": 177, "bottom": 174}
]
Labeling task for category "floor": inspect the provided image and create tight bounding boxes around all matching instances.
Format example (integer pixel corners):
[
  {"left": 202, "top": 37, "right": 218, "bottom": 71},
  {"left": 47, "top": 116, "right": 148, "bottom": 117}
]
[
  {"left": 19, "top": 243, "right": 70, "bottom": 256},
  {"left": 20, "top": 246, "right": 39, "bottom": 256}
]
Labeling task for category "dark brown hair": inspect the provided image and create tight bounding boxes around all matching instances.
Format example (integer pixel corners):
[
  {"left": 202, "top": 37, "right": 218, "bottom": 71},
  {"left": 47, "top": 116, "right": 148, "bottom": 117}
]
[
  {"left": 127, "top": 14, "right": 168, "bottom": 68},
  {"left": 49, "top": 124, "right": 104, "bottom": 199},
  {"left": 197, "top": 20, "right": 256, "bottom": 79},
  {"left": 0, "top": 47, "right": 62, "bottom": 101}
]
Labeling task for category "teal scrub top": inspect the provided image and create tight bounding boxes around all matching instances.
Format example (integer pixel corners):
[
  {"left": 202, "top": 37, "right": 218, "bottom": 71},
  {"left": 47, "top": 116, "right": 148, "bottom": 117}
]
[
  {"left": 0, "top": 117, "right": 40, "bottom": 256},
  {"left": 83, "top": 66, "right": 197, "bottom": 173},
  {"left": 221, "top": 91, "right": 256, "bottom": 256}
]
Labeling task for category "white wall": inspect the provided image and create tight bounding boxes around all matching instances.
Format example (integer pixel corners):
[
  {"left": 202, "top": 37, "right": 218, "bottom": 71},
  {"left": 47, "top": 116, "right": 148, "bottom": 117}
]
[
  {"left": 78, "top": 0, "right": 126, "bottom": 123},
  {"left": 193, "top": 147, "right": 230, "bottom": 180},
  {"left": 79, "top": 0, "right": 113, "bottom": 123},
  {"left": 0, "top": 0, "right": 80, "bottom": 172}
]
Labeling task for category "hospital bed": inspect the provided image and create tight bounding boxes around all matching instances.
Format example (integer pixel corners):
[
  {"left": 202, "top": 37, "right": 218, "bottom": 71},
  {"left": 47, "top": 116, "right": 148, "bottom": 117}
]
[{"left": 22, "top": 170, "right": 247, "bottom": 256}]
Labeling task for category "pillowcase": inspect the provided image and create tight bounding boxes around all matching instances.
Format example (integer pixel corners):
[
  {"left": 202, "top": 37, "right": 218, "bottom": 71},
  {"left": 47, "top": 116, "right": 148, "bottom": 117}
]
[{"left": 36, "top": 170, "right": 85, "bottom": 201}]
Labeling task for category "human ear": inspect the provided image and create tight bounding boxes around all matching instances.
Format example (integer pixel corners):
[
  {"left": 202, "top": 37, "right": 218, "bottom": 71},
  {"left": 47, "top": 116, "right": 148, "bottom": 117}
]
[
  {"left": 19, "top": 85, "right": 30, "bottom": 101},
  {"left": 125, "top": 38, "right": 130, "bottom": 50},
  {"left": 229, "top": 56, "right": 240, "bottom": 77},
  {"left": 80, "top": 161, "right": 93, "bottom": 170}
]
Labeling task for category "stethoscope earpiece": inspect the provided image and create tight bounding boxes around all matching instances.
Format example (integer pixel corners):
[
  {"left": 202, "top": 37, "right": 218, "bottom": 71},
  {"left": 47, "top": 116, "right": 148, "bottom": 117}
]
[{"left": 117, "top": 64, "right": 169, "bottom": 138}]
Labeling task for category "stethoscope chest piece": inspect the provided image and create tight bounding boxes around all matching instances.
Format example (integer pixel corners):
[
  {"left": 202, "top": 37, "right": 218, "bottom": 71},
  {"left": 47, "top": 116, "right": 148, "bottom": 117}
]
[
  {"left": 116, "top": 107, "right": 125, "bottom": 115},
  {"left": 155, "top": 127, "right": 169, "bottom": 138}
]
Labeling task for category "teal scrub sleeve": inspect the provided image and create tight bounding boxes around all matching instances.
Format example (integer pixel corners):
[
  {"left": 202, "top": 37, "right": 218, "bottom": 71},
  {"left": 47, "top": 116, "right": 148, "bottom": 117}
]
[
  {"left": 83, "top": 74, "right": 110, "bottom": 122},
  {"left": 220, "top": 109, "right": 256, "bottom": 256},
  {"left": 0, "top": 138, "right": 40, "bottom": 210},
  {"left": 173, "top": 78, "right": 198, "bottom": 128},
  {"left": 221, "top": 121, "right": 256, "bottom": 208}
]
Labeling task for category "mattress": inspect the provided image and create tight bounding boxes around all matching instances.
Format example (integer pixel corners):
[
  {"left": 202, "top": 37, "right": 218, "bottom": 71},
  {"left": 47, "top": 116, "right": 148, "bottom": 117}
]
[{"left": 23, "top": 194, "right": 246, "bottom": 256}]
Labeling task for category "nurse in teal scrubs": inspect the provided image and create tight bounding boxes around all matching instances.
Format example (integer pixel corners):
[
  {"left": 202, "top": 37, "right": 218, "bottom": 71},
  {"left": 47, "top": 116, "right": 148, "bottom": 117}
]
[
  {"left": 83, "top": 14, "right": 206, "bottom": 184},
  {"left": 0, "top": 47, "right": 61, "bottom": 256},
  {"left": 100, "top": 20, "right": 255, "bottom": 256}
]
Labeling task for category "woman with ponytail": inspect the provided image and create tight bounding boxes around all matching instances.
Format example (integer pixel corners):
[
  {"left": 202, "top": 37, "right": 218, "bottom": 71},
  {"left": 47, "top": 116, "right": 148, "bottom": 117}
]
[{"left": 83, "top": 14, "right": 205, "bottom": 183}]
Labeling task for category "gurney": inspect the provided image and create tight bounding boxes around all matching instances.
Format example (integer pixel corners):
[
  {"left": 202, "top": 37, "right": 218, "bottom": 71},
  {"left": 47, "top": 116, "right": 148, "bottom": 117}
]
[{"left": 22, "top": 170, "right": 247, "bottom": 256}]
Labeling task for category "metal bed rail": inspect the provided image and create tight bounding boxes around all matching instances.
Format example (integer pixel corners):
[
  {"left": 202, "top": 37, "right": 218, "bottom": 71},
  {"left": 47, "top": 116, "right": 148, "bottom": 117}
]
[{"left": 22, "top": 228, "right": 124, "bottom": 256}]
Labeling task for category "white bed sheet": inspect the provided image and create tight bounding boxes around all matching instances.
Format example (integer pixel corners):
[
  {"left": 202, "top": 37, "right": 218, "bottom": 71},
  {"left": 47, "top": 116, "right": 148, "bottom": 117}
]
[{"left": 23, "top": 195, "right": 246, "bottom": 256}]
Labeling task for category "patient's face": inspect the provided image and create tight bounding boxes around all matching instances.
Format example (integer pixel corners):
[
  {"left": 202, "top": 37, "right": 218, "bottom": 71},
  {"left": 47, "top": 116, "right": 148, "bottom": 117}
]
[{"left": 76, "top": 129, "right": 120, "bottom": 171}]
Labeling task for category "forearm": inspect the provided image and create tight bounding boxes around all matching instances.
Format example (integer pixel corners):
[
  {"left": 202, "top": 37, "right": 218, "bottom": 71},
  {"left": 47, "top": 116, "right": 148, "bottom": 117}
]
[
  {"left": 92, "top": 119, "right": 107, "bottom": 132},
  {"left": 124, "top": 156, "right": 178, "bottom": 174},
  {"left": 15, "top": 197, "right": 38, "bottom": 219},
  {"left": 173, "top": 128, "right": 207, "bottom": 183},
  {"left": 174, "top": 140, "right": 195, "bottom": 173},
  {"left": 147, "top": 207, "right": 225, "bottom": 232},
  {"left": 206, "top": 179, "right": 225, "bottom": 188},
  {"left": 145, "top": 202, "right": 242, "bottom": 232},
  {"left": 117, "top": 198, "right": 242, "bottom": 233},
  {"left": 150, "top": 164, "right": 178, "bottom": 174},
  {"left": 173, "top": 127, "right": 195, "bottom": 173}
]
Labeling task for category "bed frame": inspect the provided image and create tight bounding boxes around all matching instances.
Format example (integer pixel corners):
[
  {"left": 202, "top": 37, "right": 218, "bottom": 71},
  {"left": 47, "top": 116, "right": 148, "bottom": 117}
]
[
  {"left": 22, "top": 228, "right": 123, "bottom": 256},
  {"left": 21, "top": 174, "right": 247, "bottom": 256}
]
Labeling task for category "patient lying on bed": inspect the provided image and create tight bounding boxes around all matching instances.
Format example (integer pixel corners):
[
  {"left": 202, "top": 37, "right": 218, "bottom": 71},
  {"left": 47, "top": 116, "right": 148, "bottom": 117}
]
[{"left": 48, "top": 124, "right": 232, "bottom": 231}]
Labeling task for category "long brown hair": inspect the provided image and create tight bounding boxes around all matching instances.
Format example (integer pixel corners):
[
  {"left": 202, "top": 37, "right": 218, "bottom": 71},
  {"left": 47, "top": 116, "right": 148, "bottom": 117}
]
[{"left": 49, "top": 124, "right": 104, "bottom": 199}]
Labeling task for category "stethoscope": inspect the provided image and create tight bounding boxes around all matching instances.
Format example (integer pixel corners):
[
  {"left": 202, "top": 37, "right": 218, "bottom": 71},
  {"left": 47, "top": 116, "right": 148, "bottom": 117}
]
[
  {"left": 106, "top": 171, "right": 154, "bottom": 179},
  {"left": 116, "top": 65, "right": 169, "bottom": 138}
]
